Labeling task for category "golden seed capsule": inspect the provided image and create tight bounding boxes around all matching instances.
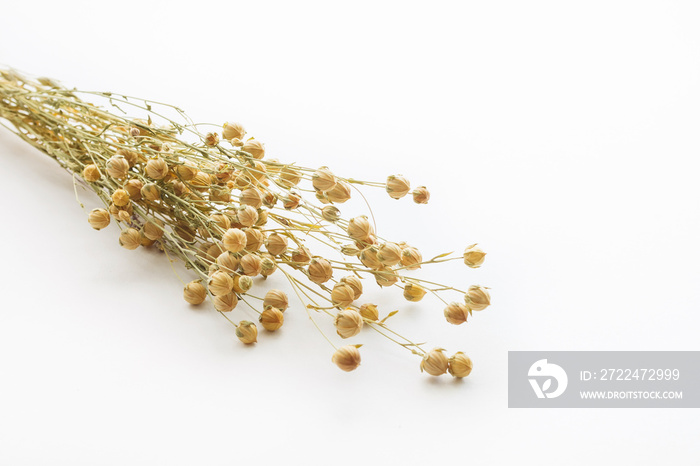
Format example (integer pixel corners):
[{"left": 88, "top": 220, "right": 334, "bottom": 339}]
[
  {"left": 190, "top": 171, "right": 212, "bottom": 189},
  {"left": 240, "top": 254, "right": 262, "bottom": 276},
  {"left": 208, "top": 271, "right": 234, "bottom": 296},
  {"left": 232, "top": 275, "right": 253, "bottom": 294},
  {"left": 291, "top": 246, "right": 312, "bottom": 265},
  {"left": 241, "top": 139, "right": 265, "bottom": 159},
  {"left": 282, "top": 193, "right": 301, "bottom": 210},
  {"left": 183, "top": 280, "right": 207, "bottom": 305},
  {"left": 216, "top": 251, "right": 240, "bottom": 274},
  {"left": 359, "top": 246, "right": 382, "bottom": 269},
  {"left": 265, "top": 233, "right": 288, "bottom": 256},
  {"left": 347, "top": 216, "right": 373, "bottom": 242},
  {"left": 412, "top": 186, "right": 430, "bottom": 204},
  {"left": 312, "top": 166, "right": 337, "bottom": 192},
  {"left": 373, "top": 267, "right": 398, "bottom": 287},
  {"left": 259, "top": 307, "right": 284, "bottom": 331},
  {"left": 124, "top": 179, "right": 143, "bottom": 201},
  {"left": 332, "top": 345, "right": 361, "bottom": 372},
  {"left": 244, "top": 228, "right": 265, "bottom": 253},
  {"left": 140, "top": 230, "right": 155, "bottom": 247},
  {"left": 377, "top": 242, "right": 402, "bottom": 266},
  {"left": 141, "top": 183, "right": 160, "bottom": 201},
  {"left": 88, "top": 208, "right": 111, "bottom": 230},
  {"left": 403, "top": 283, "right": 427, "bottom": 302},
  {"left": 82, "top": 164, "right": 101, "bottom": 182},
  {"left": 176, "top": 163, "right": 198, "bottom": 181},
  {"left": 106, "top": 156, "right": 130, "bottom": 179},
  {"left": 213, "top": 292, "right": 238, "bottom": 312},
  {"left": 209, "top": 213, "right": 231, "bottom": 231},
  {"left": 340, "top": 244, "right": 361, "bottom": 257},
  {"left": 340, "top": 276, "right": 363, "bottom": 300},
  {"left": 277, "top": 166, "right": 302, "bottom": 188},
  {"left": 223, "top": 228, "right": 247, "bottom": 253},
  {"left": 308, "top": 257, "right": 333, "bottom": 284},
  {"left": 145, "top": 157, "right": 169, "bottom": 180},
  {"left": 204, "top": 132, "right": 220, "bottom": 146},
  {"left": 237, "top": 205, "right": 259, "bottom": 227},
  {"left": 325, "top": 180, "right": 351, "bottom": 203},
  {"left": 240, "top": 188, "right": 263, "bottom": 209},
  {"left": 119, "top": 228, "right": 141, "bottom": 250},
  {"left": 143, "top": 219, "right": 165, "bottom": 241},
  {"left": 448, "top": 352, "right": 473, "bottom": 378},
  {"left": 235, "top": 321, "right": 258, "bottom": 344},
  {"left": 222, "top": 122, "right": 246, "bottom": 141},
  {"left": 420, "top": 348, "right": 449, "bottom": 376},
  {"left": 111, "top": 189, "right": 130, "bottom": 207},
  {"left": 463, "top": 244, "right": 486, "bottom": 268},
  {"left": 334, "top": 309, "right": 364, "bottom": 339},
  {"left": 444, "top": 302, "right": 469, "bottom": 325},
  {"left": 260, "top": 255, "right": 277, "bottom": 277},
  {"left": 401, "top": 246, "right": 423, "bottom": 270},
  {"left": 386, "top": 174, "right": 410, "bottom": 200},
  {"left": 464, "top": 285, "right": 491, "bottom": 311},
  {"left": 321, "top": 205, "right": 341, "bottom": 222},
  {"left": 116, "top": 148, "right": 139, "bottom": 166},
  {"left": 263, "top": 289, "right": 289, "bottom": 312},
  {"left": 358, "top": 303, "right": 379, "bottom": 321},
  {"left": 331, "top": 283, "right": 355, "bottom": 308}
]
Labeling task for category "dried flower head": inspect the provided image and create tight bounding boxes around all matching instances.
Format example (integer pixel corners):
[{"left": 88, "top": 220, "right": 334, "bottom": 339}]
[
  {"left": 208, "top": 270, "right": 234, "bottom": 296},
  {"left": 145, "top": 157, "right": 169, "bottom": 180},
  {"left": 223, "top": 228, "right": 247, "bottom": 253},
  {"left": 263, "top": 289, "right": 289, "bottom": 312},
  {"left": 204, "top": 132, "right": 220, "bottom": 146},
  {"left": 444, "top": 302, "right": 469, "bottom": 325},
  {"left": 463, "top": 244, "right": 486, "bottom": 268},
  {"left": 308, "top": 257, "right": 333, "bottom": 284},
  {"left": 282, "top": 193, "right": 301, "bottom": 210},
  {"left": 377, "top": 242, "right": 402, "bottom": 266},
  {"left": 403, "top": 283, "right": 427, "bottom": 302},
  {"left": 183, "top": 280, "right": 207, "bottom": 305},
  {"left": 359, "top": 303, "right": 379, "bottom": 321},
  {"left": 386, "top": 174, "right": 410, "bottom": 200},
  {"left": 82, "top": 164, "right": 101, "bottom": 182},
  {"left": 222, "top": 122, "right": 246, "bottom": 141},
  {"left": 332, "top": 345, "right": 361, "bottom": 372},
  {"left": 241, "top": 139, "right": 265, "bottom": 159},
  {"left": 312, "top": 166, "right": 337, "bottom": 192},
  {"left": 106, "top": 156, "right": 129, "bottom": 179},
  {"left": 400, "top": 246, "right": 423, "bottom": 270},
  {"left": 88, "top": 208, "right": 111, "bottom": 230},
  {"left": 331, "top": 283, "right": 356, "bottom": 308},
  {"left": 420, "top": 348, "right": 449, "bottom": 376},
  {"left": 265, "top": 233, "right": 288, "bottom": 256},
  {"left": 464, "top": 285, "right": 491, "bottom": 311},
  {"left": 412, "top": 186, "right": 430, "bottom": 204},
  {"left": 340, "top": 276, "right": 363, "bottom": 300},
  {"left": 259, "top": 307, "right": 284, "bottom": 331},
  {"left": 214, "top": 292, "right": 238, "bottom": 312},
  {"left": 448, "top": 352, "right": 473, "bottom": 378},
  {"left": 119, "top": 228, "right": 141, "bottom": 250},
  {"left": 334, "top": 309, "right": 364, "bottom": 338},
  {"left": 235, "top": 321, "right": 258, "bottom": 344}
]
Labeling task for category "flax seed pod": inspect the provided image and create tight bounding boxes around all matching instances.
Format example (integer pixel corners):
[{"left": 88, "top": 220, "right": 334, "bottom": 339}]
[
  {"left": 463, "top": 244, "right": 486, "bottom": 268},
  {"left": 183, "top": 280, "right": 207, "bottom": 305},
  {"left": 326, "top": 180, "right": 351, "bottom": 203},
  {"left": 204, "top": 132, "right": 220, "bottom": 146},
  {"left": 244, "top": 228, "right": 265, "bottom": 252},
  {"left": 359, "top": 303, "right": 379, "bottom": 321},
  {"left": 214, "top": 292, "right": 238, "bottom": 312},
  {"left": 119, "top": 228, "right": 141, "bottom": 250},
  {"left": 190, "top": 171, "right": 212, "bottom": 190},
  {"left": 374, "top": 267, "right": 398, "bottom": 287},
  {"left": 247, "top": 160, "right": 267, "bottom": 182},
  {"left": 223, "top": 228, "right": 247, "bottom": 253},
  {"left": 141, "top": 183, "right": 160, "bottom": 201},
  {"left": 176, "top": 162, "right": 198, "bottom": 181},
  {"left": 312, "top": 166, "right": 337, "bottom": 192},
  {"left": 207, "top": 243, "right": 227, "bottom": 264},
  {"left": 308, "top": 257, "right": 333, "bottom": 284},
  {"left": 386, "top": 174, "right": 410, "bottom": 200},
  {"left": 265, "top": 233, "right": 288, "bottom": 256},
  {"left": 278, "top": 166, "right": 302, "bottom": 188},
  {"left": 210, "top": 213, "right": 231, "bottom": 232},
  {"left": 88, "top": 208, "right": 110, "bottom": 230},
  {"left": 143, "top": 219, "right": 165, "bottom": 241},
  {"left": 340, "top": 244, "right": 361, "bottom": 257},
  {"left": 124, "top": 179, "right": 143, "bottom": 201},
  {"left": 331, "top": 283, "right": 355, "bottom": 308},
  {"left": 403, "top": 283, "right": 427, "bottom": 302},
  {"left": 401, "top": 246, "right": 422, "bottom": 270},
  {"left": 146, "top": 157, "right": 169, "bottom": 180},
  {"left": 116, "top": 148, "right": 139, "bottom": 167},
  {"left": 340, "top": 276, "right": 363, "bottom": 300},
  {"left": 263, "top": 289, "right": 289, "bottom": 312},
  {"left": 240, "top": 188, "right": 263, "bottom": 209},
  {"left": 260, "top": 254, "right": 277, "bottom": 277},
  {"left": 420, "top": 348, "right": 449, "bottom": 376},
  {"left": 211, "top": 187, "right": 232, "bottom": 204},
  {"left": 209, "top": 271, "right": 234, "bottom": 296},
  {"left": 140, "top": 231, "right": 155, "bottom": 247},
  {"left": 106, "top": 155, "right": 129, "bottom": 179},
  {"left": 347, "top": 216, "right": 373, "bottom": 242},
  {"left": 321, "top": 205, "right": 341, "bottom": 223},
  {"left": 332, "top": 345, "right": 361, "bottom": 372},
  {"left": 259, "top": 307, "right": 284, "bottom": 331},
  {"left": 235, "top": 321, "right": 258, "bottom": 344},
  {"left": 216, "top": 251, "right": 240, "bottom": 274},
  {"left": 241, "top": 139, "right": 265, "bottom": 159},
  {"left": 240, "top": 253, "right": 262, "bottom": 276},
  {"left": 360, "top": 246, "right": 382, "bottom": 269},
  {"left": 334, "top": 309, "right": 363, "bottom": 338},
  {"left": 82, "top": 164, "right": 101, "bottom": 182},
  {"left": 282, "top": 193, "right": 301, "bottom": 210},
  {"left": 222, "top": 122, "right": 246, "bottom": 141},
  {"left": 233, "top": 275, "right": 253, "bottom": 294},
  {"left": 444, "top": 302, "right": 469, "bottom": 325},
  {"left": 172, "top": 180, "right": 189, "bottom": 197},
  {"left": 377, "top": 242, "right": 402, "bottom": 266},
  {"left": 237, "top": 205, "right": 258, "bottom": 227},
  {"left": 261, "top": 190, "right": 277, "bottom": 208},
  {"left": 448, "top": 352, "right": 473, "bottom": 378},
  {"left": 291, "top": 246, "right": 312, "bottom": 265},
  {"left": 315, "top": 191, "right": 331, "bottom": 205},
  {"left": 464, "top": 285, "right": 490, "bottom": 311},
  {"left": 412, "top": 186, "right": 430, "bottom": 204}
]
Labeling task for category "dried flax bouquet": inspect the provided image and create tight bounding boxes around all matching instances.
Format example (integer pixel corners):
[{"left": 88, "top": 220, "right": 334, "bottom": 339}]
[{"left": 0, "top": 69, "right": 491, "bottom": 377}]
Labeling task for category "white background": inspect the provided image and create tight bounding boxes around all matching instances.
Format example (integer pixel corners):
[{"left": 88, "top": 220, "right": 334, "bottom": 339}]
[{"left": 1, "top": 1, "right": 699, "bottom": 464}]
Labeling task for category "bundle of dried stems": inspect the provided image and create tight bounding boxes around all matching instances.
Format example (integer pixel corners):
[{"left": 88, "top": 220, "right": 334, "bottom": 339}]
[{"left": 0, "top": 69, "right": 491, "bottom": 377}]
